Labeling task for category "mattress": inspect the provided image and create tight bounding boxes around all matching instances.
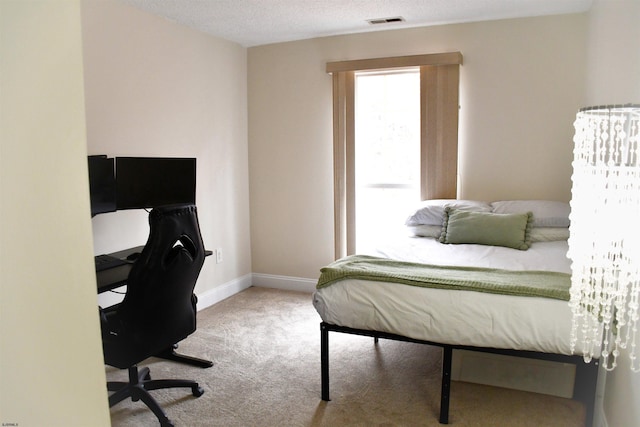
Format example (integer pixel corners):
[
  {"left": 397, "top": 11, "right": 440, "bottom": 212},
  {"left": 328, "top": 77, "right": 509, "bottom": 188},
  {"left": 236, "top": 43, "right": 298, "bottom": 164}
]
[{"left": 312, "top": 236, "right": 583, "bottom": 355}]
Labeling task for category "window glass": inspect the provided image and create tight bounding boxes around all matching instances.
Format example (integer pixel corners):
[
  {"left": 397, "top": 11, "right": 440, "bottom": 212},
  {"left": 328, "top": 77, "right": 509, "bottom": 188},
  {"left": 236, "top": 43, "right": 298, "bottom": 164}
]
[{"left": 355, "top": 70, "right": 420, "bottom": 251}]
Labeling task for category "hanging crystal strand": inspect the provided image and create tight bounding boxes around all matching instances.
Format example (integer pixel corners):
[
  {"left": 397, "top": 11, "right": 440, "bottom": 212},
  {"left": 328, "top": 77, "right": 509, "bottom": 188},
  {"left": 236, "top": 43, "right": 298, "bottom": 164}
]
[
  {"left": 599, "top": 113, "right": 608, "bottom": 165},
  {"left": 631, "top": 118, "right": 639, "bottom": 165},
  {"left": 611, "top": 114, "right": 623, "bottom": 165},
  {"left": 630, "top": 276, "right": 640, "bottom": 371},
  {"left": 601, "top": 246, "right": 616, "bottom": 370}
]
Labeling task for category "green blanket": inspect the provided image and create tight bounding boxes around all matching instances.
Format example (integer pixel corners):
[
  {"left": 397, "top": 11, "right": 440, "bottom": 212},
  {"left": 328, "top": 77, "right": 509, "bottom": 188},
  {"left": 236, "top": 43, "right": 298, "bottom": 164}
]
[{"left": 316, "top": 255, "right": 570, "bottom": 301}]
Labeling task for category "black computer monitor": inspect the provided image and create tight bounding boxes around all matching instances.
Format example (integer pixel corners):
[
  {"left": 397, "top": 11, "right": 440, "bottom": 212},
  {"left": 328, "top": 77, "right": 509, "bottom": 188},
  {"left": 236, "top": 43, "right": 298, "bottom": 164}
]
[
  {"left": 88, "top": 155, "right": 117, "bottom": 216},
  {"left": 115, "top": 157, "right": 196, "bottom": 210}
]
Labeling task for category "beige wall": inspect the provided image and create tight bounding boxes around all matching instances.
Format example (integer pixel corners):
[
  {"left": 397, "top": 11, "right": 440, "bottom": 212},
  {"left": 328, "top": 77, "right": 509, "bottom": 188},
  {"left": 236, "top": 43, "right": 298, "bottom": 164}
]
[
  {"left": 248, "top": 14, "right": 587, "bottom": 279},
  {"left": 585, "top": 2, "right": 640, "bottom": 427},
  {"left": 585, "top": 0, "right": 640, "bottom": 104},
  {"left": 81, "top": 0, "right": 251, "bottom": 297},
  {"left": 0, "top": 0, "right": 110, "bottom": 425}
]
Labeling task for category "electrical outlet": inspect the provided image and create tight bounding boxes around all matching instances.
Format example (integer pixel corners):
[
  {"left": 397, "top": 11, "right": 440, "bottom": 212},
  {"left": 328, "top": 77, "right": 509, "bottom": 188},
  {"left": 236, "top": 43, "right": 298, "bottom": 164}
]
[{"left": 215, "top": 248, "right": 223, "bottom": 264}]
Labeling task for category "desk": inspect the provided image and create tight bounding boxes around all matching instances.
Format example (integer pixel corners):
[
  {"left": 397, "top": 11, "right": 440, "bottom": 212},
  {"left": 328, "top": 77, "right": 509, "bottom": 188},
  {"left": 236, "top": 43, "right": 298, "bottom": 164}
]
[
  {"left": 96, "top": 246, "right": 141, "bottom": 294},
  {"left": 96, "top": 246, "right": 214, "bottom": 368},
  {"left": 96, "top": 246, "right": 213, "bottom": 294}
]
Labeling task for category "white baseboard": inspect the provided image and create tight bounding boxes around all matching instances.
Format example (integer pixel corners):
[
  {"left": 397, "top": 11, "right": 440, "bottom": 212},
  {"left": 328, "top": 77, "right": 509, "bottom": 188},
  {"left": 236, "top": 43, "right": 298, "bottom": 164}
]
[
  {"left": 251, "top": 273, "right": 316, "bottom": 293},
  {"left": 593, "top": 366, "right": 608, "bottom": 427},
  {"left": 196, "top": 273, "right": 253, "bottom": 311},
  {"left": 195, "top": 272, "right": 315, "bottom": 311},
  {"left": 452, "top": 349, "right": 576, "bottom": 398},
  {"left": 597, "top": 412, "right": 609, "bottom": 427}
]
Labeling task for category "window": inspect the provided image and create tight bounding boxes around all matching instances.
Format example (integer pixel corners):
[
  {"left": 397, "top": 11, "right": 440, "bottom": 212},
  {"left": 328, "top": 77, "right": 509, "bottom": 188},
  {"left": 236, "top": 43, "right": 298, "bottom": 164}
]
[
  {"left": 328, "top": 53, "right": 462, "bottom": 258},
  {"left": 355, "top": 70, "right": 421, "bottom": 251}
]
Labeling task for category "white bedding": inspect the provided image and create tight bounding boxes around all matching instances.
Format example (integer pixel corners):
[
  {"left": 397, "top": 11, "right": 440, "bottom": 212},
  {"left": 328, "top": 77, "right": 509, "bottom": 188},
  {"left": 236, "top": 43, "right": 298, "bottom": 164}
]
[{"left": 312, "top": 236, "right": 583, "bottom": 355}]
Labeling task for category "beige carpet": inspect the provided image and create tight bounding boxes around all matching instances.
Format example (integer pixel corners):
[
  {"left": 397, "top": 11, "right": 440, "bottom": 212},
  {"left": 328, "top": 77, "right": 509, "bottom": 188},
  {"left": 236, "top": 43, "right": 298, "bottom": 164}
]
[{"left": 107, "top": 287, "right": 585, "bottom": 426}]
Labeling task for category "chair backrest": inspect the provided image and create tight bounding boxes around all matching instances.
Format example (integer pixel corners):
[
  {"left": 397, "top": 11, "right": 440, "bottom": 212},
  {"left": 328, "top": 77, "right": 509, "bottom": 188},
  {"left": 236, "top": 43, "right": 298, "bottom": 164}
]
[{"left": 117, "top": 204, "right": 205, "bottom": 354}]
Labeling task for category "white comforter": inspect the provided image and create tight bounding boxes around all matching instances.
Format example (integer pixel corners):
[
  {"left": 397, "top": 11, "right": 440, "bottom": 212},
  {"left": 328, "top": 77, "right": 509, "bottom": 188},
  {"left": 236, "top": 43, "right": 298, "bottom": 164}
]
[{"left": 312, "top": 236, "right": 582, "bottom": 355}]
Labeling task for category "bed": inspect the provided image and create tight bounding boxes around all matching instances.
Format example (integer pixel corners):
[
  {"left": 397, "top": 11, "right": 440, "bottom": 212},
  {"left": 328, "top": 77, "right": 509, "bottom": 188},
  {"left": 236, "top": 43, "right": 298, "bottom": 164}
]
[{"left": 312, "top": 200, "right": 599, "bottom": 425}]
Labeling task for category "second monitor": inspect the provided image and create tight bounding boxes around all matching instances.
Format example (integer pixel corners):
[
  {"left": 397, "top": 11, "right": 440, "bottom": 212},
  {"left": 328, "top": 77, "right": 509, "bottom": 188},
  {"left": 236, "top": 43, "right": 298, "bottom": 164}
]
[{"left": 116, "top": 157, "right": 196, "bottom": 210}]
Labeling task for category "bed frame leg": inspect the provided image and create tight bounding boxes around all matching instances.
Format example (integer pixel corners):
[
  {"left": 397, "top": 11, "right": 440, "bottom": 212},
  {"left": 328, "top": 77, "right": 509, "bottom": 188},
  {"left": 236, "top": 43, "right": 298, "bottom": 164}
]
[
  {"left": 574, "top": 359, "right": 598, "bottom": 427},
  {"left": 321, "top": 322, "right": 331, "bottom": 401},
  {"left": 439, "top": 346, "right": 452, "bottom": 424}
]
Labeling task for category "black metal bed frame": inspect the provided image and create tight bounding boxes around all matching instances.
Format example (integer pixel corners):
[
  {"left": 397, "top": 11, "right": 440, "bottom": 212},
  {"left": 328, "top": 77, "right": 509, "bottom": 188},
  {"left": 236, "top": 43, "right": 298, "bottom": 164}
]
[{"left": 320, "top": 322, "right": 598, "bottom": 425}]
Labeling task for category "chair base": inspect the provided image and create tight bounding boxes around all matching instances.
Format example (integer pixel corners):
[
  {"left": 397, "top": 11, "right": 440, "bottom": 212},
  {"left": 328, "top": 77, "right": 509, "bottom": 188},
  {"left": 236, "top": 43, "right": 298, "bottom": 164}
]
[
  {"left": 156, "top": 344, "right": 214, "bottom": 368},
  {"left": 107, "top": 365, "right": 204, "bottom": 427}
]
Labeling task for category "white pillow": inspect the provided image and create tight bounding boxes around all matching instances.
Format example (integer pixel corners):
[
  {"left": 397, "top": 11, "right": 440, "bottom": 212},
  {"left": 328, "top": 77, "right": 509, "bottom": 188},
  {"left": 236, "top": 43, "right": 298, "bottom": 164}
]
[
  {"left": 405, "top": 199, "right": 492, "bottom": 226},
  {"left": 529, "top": 227, "right": 570, "bottom": 242},
  {"left": 491, "top": 200, "right": 570, "bottom": 227},
  {"left": 406, "top": 224, "right": 443, "bottom": 238}
]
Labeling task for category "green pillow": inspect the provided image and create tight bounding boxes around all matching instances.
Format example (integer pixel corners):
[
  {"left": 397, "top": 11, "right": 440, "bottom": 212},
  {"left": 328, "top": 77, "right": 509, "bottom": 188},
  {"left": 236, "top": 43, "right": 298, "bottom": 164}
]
[{"left": 439, "top": 208, "right": 533, "bottom": 250}]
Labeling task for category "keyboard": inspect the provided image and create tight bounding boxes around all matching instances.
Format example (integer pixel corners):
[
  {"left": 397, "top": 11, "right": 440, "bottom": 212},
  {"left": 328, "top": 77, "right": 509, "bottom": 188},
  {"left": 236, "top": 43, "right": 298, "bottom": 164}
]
[{"left": 95, "top": 254, "right": 129, "bottom": 272}]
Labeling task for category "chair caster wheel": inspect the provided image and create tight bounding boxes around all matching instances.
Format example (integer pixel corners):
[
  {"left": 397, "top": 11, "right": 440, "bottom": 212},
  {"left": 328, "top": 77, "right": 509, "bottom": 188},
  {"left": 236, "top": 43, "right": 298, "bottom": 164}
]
[{"left": 192, "top": 386, "right": 204, "bottom": 397}]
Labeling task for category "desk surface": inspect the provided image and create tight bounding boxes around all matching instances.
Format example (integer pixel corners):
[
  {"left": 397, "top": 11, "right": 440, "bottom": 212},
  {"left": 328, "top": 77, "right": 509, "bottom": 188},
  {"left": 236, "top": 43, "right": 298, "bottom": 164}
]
[
  {"left": 96, "top": 246, "right": 212, "bottom": 294},
  {"left": 95, "top": 246, "right": 142, "bottom": 293}
]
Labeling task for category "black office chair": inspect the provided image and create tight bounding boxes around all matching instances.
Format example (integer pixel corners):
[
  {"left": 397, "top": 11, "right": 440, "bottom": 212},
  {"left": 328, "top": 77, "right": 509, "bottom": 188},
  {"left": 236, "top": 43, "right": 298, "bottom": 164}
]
[{"left": 100, "top": 204, "right": 206, "bottom": 427}]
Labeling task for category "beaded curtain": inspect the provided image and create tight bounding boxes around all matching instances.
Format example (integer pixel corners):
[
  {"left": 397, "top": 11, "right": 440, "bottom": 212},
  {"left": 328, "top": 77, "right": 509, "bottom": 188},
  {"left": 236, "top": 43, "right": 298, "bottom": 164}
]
[{"left": 568, "top": 105, "right": 640, "bottom": 371}]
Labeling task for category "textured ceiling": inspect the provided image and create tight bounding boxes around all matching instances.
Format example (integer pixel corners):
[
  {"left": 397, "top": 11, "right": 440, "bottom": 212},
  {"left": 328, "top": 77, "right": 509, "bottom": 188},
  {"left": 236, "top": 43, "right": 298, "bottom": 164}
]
[{"left": 122, "top": 0, "right": 593, "bottom": 47}]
